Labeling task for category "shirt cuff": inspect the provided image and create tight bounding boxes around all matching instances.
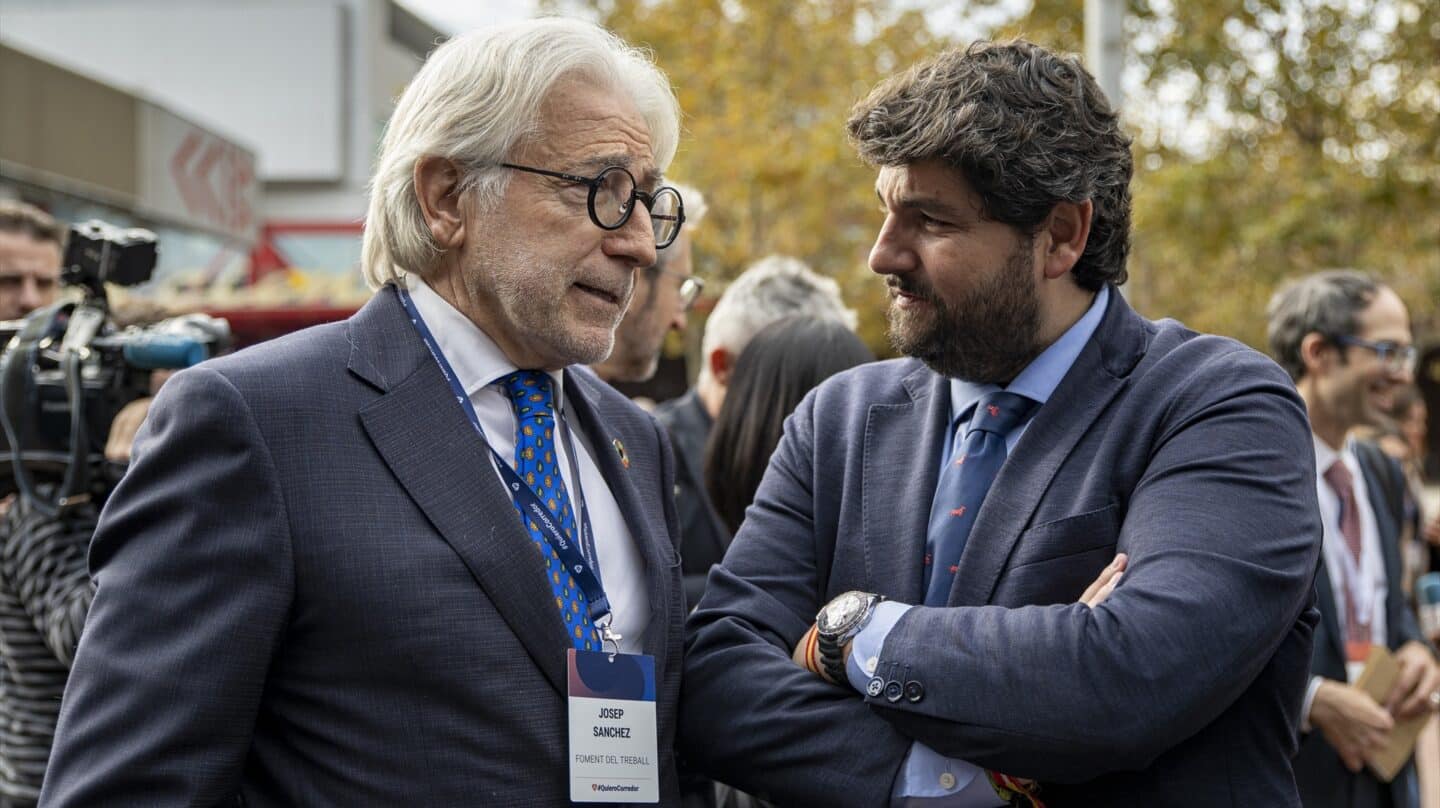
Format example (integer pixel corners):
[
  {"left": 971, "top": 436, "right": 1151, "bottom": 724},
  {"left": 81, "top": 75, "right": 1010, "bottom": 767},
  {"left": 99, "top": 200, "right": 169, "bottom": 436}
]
[
  {"left": 1300, "top": 676, "right": 1323, "bottom": 733},
  {"left": 846, "top": 601, "right": 913, "bottom": 693},
  {"left": 890, "top": 742, "right": 1001, "bottom": 805}
]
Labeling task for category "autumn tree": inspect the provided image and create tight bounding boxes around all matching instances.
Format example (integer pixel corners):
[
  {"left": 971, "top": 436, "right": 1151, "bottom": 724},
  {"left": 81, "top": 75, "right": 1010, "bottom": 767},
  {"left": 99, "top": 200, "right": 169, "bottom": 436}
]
[
  {"left": 983, "top": 0, "right": 1440, "bottom": 347},
  {"left": 571, "top": 0, "right": 1439, "bottom": 355}
]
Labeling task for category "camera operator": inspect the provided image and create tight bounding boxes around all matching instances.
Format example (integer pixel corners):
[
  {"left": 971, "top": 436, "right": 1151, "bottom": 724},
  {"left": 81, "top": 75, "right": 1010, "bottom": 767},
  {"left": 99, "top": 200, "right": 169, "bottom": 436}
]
[
  {"left": 0, "top": 212, "right": 205, "bottom": 807},
  {"left": 0, "top": 202, "right": 78, "bottom": 808},
  {"left": 0, "top": 213, "right": 66, "bottom": 808}
]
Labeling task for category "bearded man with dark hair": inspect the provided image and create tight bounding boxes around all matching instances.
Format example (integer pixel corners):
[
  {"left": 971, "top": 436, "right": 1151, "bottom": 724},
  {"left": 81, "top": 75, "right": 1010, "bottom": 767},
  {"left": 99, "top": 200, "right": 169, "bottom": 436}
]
[{"left": 679, "top": 39, "right": 1321, "bottom": 807}]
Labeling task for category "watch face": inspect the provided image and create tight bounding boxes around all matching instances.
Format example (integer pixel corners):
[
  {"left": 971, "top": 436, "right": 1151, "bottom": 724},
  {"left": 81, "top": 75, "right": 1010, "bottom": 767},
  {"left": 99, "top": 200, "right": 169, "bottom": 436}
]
[{"left": 819, "top": 592, "right": 866, "bottom": 633}]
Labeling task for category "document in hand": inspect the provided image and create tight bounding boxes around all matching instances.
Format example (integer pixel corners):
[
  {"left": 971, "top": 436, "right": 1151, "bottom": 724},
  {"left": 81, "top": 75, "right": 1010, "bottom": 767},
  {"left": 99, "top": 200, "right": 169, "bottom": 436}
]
[{"left": 1353, "top": 645, "right": 1429, "bottom": 782}]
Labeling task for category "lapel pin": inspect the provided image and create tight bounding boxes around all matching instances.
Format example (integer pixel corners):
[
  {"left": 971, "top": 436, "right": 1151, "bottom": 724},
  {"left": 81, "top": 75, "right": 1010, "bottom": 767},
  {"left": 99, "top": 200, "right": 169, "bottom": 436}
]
[{"left": 612, "top": 439, "right": 630, "bottom": 469}]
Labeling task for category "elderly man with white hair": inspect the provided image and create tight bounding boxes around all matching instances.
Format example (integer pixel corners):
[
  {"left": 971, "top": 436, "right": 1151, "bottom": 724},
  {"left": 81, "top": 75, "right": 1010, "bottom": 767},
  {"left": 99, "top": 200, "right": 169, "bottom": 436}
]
[{"left": 41, "top": 19, "right": 689, "bottom": 807}]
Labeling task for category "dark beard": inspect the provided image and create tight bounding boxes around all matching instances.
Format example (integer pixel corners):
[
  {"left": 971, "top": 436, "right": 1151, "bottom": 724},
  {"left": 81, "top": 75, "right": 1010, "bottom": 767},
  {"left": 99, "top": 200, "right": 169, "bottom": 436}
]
[{"left": 886, "top": 240, "right": 1042, "bottom": 384}]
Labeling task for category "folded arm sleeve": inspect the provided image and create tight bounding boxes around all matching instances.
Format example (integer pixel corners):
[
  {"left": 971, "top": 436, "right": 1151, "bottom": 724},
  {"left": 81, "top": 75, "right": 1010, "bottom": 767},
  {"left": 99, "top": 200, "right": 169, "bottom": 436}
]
[
  {"left": 679, "top": 390, "right": 910, "bottom": 808},
  {"left": 39, "top": 367, "right": 295, "bottom": 807}
]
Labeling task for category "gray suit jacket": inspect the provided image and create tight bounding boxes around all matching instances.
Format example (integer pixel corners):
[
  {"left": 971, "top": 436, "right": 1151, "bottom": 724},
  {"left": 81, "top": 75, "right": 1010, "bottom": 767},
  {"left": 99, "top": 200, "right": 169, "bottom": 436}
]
[
  {"left": 680, "top": 288, "right": 1321, "bottom": 806},
  {"left": 40, "top": 286, "right": 685, "bottom": 807}
]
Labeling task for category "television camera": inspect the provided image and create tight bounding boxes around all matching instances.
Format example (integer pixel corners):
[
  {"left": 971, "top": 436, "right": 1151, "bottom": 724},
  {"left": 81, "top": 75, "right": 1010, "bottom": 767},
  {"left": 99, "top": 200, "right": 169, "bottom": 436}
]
[{"left": 0, "top": 220, "right": 229, "bottom": 514}]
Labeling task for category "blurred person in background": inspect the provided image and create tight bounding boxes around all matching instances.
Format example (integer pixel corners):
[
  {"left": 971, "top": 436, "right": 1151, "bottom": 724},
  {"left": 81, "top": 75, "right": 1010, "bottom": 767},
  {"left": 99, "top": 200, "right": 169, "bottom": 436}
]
[
  {"left": 703, "top": 316, "right": 873, "bottom": 536},
  {"left": 1353, "top": 385, "right": 1438, "bottom": 599},
  {"left": 0, "top": 202, "right": 62, "bottom": 323},
  {"left": 0, "top": 203, "right": 104, "bottom": 806},
  {"left": 1268, "top": 270, "right": 1440, "bottom": 808},
  {"left": 655, "top": 255, "right": 855, "bottom": 606},
  {"left": 591, "top": 183, "right": 706, "bottom": 392},
  {"left": 40, "top": 18, "right": 690, "bottom": 806},
  {"left": 1367, "top": 387, "right": 1440, "bottom": 808},
  {"left": 1383, "top": 386, "right": 1440, "bottom": 577},
  {"left": 0, "top": 202, "right": 77, "bottom": 805},
  {"left": 0, "top": 294, "right": 180, "bottom": 807}
]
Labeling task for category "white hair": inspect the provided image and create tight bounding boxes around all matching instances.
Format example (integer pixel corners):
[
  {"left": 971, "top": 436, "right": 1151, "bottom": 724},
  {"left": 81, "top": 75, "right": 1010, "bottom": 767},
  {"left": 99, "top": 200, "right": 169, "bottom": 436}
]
[
  {"left": 698, "top": 255, "right": 857, "bottom": 387},
  {"left": 653, "top": 182, "right": 706, "bottom": 273},
  {"left": 671, "top": 182, "right": 707, "bottom": 230},
  {"left": 362, "top": 17, "right": 681, "bottom": 289}
]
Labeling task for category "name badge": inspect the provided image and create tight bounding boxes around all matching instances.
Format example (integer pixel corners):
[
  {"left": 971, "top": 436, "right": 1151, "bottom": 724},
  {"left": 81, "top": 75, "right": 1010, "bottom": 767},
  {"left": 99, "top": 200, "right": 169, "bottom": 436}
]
[{"left": 568, "top": 649, "right": 659, "bottom": 803}]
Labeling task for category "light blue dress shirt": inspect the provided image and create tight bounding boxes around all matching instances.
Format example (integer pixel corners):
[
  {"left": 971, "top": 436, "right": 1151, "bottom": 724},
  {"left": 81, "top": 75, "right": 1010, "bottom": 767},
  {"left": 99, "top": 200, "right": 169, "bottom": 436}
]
[{"left": 844, "top": 286, "right": 1110, "bottom": 805}]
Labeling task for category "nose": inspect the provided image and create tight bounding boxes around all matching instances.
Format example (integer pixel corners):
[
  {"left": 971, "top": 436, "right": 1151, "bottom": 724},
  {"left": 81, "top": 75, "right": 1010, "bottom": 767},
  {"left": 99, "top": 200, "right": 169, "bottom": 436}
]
[
  {"left": 868, "top": 215, "right": 916, "bottom": 278},
  {"left": 603, "top": 204, "right": 658, "bottom": 270},
  {"left": 17, "top": 278, "right": 43, "bottom": 315},
  {"left": 669, "top": 305, "right": 687, "bottom": 333}
]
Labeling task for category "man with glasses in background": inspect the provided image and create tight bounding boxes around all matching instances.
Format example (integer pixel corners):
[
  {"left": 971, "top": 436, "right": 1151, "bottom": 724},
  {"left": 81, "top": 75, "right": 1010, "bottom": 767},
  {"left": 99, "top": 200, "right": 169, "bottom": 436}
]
[
  {"left": 42, "top": 19, "right": 692, "bottom": 806},
  {"left": 1269, "top": 270, "right": 1440, "bottom": 808},
  {"left": 592, "top": 184, "right": 707, "bottom": 389}
]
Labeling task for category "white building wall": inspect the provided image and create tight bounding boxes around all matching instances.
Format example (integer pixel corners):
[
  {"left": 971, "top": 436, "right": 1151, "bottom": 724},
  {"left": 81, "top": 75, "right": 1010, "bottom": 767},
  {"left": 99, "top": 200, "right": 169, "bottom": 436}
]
[{"left": 0, "top": 0, "right": 437, "bottom": 223}]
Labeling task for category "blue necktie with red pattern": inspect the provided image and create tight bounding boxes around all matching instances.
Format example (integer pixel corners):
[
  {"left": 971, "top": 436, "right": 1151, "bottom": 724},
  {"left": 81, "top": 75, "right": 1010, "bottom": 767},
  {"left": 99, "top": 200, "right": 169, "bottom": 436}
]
[{"left": 922, "top": 391, "right": 1037, "bottom": 606}]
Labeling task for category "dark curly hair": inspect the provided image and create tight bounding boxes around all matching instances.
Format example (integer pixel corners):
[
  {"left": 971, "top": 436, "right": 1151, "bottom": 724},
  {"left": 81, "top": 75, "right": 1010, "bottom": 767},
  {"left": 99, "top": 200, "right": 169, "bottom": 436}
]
[{"left": 847, "top": 39, "right": 1133, "bottom": 290}]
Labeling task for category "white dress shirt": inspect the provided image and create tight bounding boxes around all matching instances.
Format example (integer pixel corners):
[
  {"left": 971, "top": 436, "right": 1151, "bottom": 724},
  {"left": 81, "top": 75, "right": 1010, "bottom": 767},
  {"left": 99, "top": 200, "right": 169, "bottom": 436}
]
[
  {"left": 1302, "top": 434, "right": 1388, "bottom": 727},
  {"left": 408, "top": 279, "right": 650, "bottom": 653}
]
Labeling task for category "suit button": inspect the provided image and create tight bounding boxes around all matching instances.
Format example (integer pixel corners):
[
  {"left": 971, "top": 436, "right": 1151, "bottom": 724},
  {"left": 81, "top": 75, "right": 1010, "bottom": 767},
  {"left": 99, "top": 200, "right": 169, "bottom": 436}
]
[
  {"left": 866, "top": 677, "right": 885, "bottom": 698},
  {"left": 939, "top": 772, "right": 957, "bottom": 790},
  {"left": 884, "top": 681, "right": 904, "bottom": 703},
  {"left": 904, "top": 680, "right": 924, "bottom": 703}
]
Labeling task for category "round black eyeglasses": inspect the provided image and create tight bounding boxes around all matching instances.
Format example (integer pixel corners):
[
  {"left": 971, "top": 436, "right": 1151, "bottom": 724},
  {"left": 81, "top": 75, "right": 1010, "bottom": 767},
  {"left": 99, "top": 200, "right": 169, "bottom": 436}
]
[{"left": 500, "top": 163, "right": 685, "bottom": 249}]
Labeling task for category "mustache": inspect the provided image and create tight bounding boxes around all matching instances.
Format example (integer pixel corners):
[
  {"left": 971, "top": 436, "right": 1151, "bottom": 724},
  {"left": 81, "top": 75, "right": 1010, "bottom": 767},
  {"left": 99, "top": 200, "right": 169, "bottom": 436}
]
[{"left": 887, "top": 276, "right": 938, "bottom": 304}]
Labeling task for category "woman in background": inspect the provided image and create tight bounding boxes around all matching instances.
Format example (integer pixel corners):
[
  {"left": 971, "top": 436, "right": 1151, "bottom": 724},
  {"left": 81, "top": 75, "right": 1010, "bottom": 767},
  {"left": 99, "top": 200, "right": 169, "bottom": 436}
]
[{"left": 704, "top": 316, "right": 874, "bottom": 536}]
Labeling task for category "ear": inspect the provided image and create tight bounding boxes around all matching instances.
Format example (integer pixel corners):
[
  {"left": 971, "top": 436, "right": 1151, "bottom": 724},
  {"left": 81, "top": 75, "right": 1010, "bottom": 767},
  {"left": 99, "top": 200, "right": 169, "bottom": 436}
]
[
  {"left": 413, "top": 156, "right": 467, "bottom": 252},
  {"left": 1039, "top": 199, "right": 1094, "bottom": 280},
  {"left": 708, "top": 347, "right": 734, "bottom": 387},
  {"left": 1299, "top": 332, "right": 1335, "bottom": 376}
]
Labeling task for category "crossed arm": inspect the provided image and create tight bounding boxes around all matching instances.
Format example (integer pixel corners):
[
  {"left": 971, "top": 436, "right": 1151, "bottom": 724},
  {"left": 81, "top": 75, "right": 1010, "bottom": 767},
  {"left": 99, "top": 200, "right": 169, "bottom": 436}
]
[{"left": 682, "top": 351, "right": 1323, "bottom": 790}]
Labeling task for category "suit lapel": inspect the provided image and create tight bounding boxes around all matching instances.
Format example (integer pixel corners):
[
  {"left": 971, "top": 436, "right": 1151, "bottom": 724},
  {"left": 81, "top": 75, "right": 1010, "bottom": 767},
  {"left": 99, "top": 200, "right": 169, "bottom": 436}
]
[
  {"left": 950, "top": 289, "right": 1148, "bottom": 607},
  {"left": 670, "top": 392, "right": 730, "bottom": 559},
  {"left": 564, "top": 369, "right": 674, "bottom": 665},
  {"left": 1314, "top": 556, "right": 1345, "bottom": 662},
  {"left": 350, "top": 287, "right": 571, "bottom": 695},
  {"left": 1358, "top": 457, "right": 1407, "bottom": 648},
  {"left": 863, "top": 364, "right": 950, "bottom": 604}
]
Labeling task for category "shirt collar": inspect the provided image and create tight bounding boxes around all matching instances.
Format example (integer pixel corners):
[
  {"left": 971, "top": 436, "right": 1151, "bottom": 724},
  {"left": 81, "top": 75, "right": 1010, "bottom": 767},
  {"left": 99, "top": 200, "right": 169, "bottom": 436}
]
[
  {"left": 407, "top": 277, "right": 566, "bottom": 401},
  {"left": 1311, "top": 432, "right": 1347, "bottom": 476},
  {"left": 949, "top": 284, "right": 1110, "bottom": 424}
]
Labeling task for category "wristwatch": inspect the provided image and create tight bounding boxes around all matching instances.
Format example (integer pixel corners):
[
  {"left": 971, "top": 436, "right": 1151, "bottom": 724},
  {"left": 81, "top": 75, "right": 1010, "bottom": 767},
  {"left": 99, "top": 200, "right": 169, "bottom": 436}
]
[{"left": 815, "top": 591, "right": 885, "bottom": 684}]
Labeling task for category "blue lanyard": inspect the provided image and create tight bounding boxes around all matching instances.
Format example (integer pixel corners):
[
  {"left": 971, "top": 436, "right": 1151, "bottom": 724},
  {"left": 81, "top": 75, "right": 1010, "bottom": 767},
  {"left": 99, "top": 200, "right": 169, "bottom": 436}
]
[{"left": 395, "top": 286, "right": 612, "bottom": 625}]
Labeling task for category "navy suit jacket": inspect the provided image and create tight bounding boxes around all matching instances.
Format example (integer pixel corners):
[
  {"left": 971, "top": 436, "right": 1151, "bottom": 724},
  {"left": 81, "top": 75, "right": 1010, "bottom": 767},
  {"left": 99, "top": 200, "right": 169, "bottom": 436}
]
[
  {"left": 680, "top": 288, "right": 1321, "bottom": 806},
  {"left": 40, "top": 286, "right": 686, "bottom": 806},
  {"left": 1294, "top": 443, "right": 1425, "bottom": 808},
  {"left": 653, "top": 389, "right": 731, "bottom": 607}
]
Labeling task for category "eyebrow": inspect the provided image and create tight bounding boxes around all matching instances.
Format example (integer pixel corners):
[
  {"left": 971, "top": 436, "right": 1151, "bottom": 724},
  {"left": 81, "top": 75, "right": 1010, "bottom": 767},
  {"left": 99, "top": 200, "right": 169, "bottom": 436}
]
[
  {"left": 574, "top": 154, "right": 663, "bottom": 187},
  {"left": 876, "top": 188, "right": 968, "bottom": 220}
]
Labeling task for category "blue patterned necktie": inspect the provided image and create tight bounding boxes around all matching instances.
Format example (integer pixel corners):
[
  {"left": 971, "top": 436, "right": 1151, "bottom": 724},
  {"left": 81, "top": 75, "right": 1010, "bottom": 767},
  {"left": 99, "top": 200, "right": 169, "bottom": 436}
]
[
  {"left": 923, "top": 391, "right": 1037, "bottom": 606},
  {"left": 500, "top": 370, "right": 600, "bottom": 650}
]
